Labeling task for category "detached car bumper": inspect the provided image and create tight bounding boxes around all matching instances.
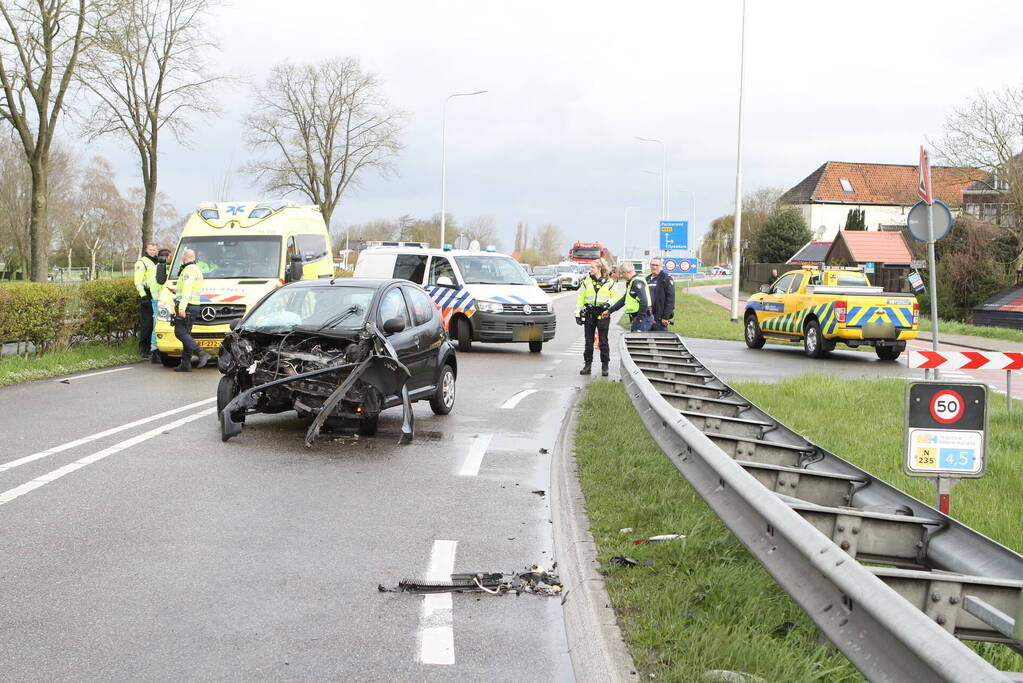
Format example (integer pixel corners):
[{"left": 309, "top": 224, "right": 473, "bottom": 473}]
[{"left": 472, "top": 311, "right": 556, "bottom": 343}]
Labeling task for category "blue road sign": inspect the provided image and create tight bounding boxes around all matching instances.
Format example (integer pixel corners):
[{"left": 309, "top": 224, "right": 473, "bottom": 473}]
[
  {"left": 659, "top": 220, "right": 688, "bottom": 250},
  {"left": 662, "top": 257, "right": 699, "bottom": 274}
]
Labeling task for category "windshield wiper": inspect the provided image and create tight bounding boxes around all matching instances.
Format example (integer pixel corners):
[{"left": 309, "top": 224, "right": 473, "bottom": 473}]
[{"left": 313, "top": 305, "right": 361, "bottom": 331}]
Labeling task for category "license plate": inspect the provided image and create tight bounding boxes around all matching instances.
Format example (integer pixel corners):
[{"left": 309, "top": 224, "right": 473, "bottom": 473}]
[
  {"left": 512, "top": 324, "right": 542, "bottom": 342},
  {"left": 197, "top": 339, "right": 222, "bottom": 349}
]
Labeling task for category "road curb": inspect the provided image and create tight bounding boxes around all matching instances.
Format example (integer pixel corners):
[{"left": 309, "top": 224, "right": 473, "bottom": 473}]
[{"left": 551, "top": 388, "right": 638, "bottom": 683}]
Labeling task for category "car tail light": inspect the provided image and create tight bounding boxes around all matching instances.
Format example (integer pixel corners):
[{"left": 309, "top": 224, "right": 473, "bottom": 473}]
[
  {"left": 912, "top": 301, "right": 919, "bottom": 325},
  {"left": 835, "top": 300, "right": 847, "bottom": 324}
]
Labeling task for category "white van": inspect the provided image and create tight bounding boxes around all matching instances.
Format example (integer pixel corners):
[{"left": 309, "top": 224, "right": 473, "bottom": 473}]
[{"left": 354, "top": 244, "right": 556, "bottom": 352}]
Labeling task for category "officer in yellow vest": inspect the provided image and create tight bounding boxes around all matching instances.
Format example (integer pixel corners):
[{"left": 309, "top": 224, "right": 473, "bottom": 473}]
[
  {"left": 133, "top": 242, "right": 158, "bottom": 358},
  {"left": 147, "top": 248, "right": 172, "bottom": 363},
  {"left": 575, "top": 259, "right": 617, "bottom": 376},
  {"left": 608, "top": 262, "right": 654, "bottom": 332},
  {"left": 172, "top": 248, "right": 212, "bottom": 372}
]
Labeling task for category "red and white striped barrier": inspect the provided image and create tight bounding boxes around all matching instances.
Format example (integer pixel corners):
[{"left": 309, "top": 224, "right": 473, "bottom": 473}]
[{"left": 908, "top": 350, "right": 1023, "bottom": 371}]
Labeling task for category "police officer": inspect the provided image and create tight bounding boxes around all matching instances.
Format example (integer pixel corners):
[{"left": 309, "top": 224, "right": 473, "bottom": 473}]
[
  {"left": 173, "top": 248, "right": 212, "bottom": 372},
  {"left": 133, "top": 242, "right": 158, "bottom": 358},
  {"left": 646, "top": 257, "right": 675, "bottom": 332},
  {"left": 608, "top": 262, "right": 654, "bottom": 331},
  {"left": 575, "top": 259, "right": 616, "bottom": 376}
]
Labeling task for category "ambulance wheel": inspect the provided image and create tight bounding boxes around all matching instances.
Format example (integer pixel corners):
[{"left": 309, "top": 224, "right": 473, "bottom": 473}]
[
  {"left": 161, "top": 352, "right": 180, "bottom": 368},
  {"left": 803, "top": 320, "right": 827, "bottom": 358},
  {"left": 456, "top": 317, "right": 473, "bottom": 352},
  {"left": 744, "top": 313, "right": 765, "bottom": 349},
  {"left": 876, "top": 346, "right": 902, "bottom": 361}
]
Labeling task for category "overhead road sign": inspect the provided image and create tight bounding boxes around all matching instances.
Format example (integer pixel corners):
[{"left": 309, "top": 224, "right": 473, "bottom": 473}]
[
  {"left": 662, "top": 257, "right": 699, "bottom": 274},
  {"left": 659, "top": 221, "right": 688, "bottom": 251}
]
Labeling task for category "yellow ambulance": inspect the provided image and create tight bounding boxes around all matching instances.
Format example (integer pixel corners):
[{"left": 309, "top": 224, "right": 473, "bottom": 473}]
[{"left": 154, "top": 200, "right": 334, "bottom": 366}]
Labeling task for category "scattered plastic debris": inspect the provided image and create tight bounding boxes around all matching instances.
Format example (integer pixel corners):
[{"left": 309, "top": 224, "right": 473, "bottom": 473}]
[
  {"left": 538, "top": 448, "right": 549, "bottom": 455},
  {"left": 619, "top": 528, "right": 634, "bottom": 534},
  {"left": 702, "top": 670, "right": 766, "bottom": 683},
  {"left": 607, "top": 556, "right": 653, "bottom": 568},
  {"left": 60, "top": 379, "right": 70, "bottom": 384},
  {"left": 378, "top": 564, "right": 562, "bottom": 597},
  {"left": 531, "top": 490, "right": 546, "bottom": 497},
  {"left": 632, "top": 533, "right": 686, "bottom": 545}
]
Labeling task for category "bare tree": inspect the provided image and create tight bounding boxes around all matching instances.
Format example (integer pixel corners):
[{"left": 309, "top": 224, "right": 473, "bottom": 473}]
[
  {"left": 79, "top": 0, "right": 222, "bottom": 251},
  {"left": 243, "top": 57, "right": 405, "bottom": 229},
  {"left": 933, "top": 84, "right": 1023, "bottom": 264},
  {"left": 75, "top": 156, "right": 132, "bottom": 278},
  {"left": 463, "top": 215, "right": 501, "bottom": 251},
  {"left": 533, "top": 223, "right": 563, "bottom": 264},
  {"left": 0, "top": 0, "right": 105, "bottom": 281}
]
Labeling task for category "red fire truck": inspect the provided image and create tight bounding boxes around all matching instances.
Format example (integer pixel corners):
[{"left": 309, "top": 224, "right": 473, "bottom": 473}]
[{"left": 568, "top": 241, "right": 610, "bottom": 264}]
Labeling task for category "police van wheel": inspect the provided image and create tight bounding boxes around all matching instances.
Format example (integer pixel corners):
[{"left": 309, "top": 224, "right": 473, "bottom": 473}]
[
  {"left": 876, "top": 346, "right": 901, "bottom": 361},
  {"left": 456, "top": 317, "right": 473, "bottom": 352},
  {"left": 744, "top": 314, "right": 765, "bottom": 349},
  {"left": 804, "top": 320, "right": 827, "bottom": 358},
  {"left": 528, "top": 341, "right": 543, "bottom": 353},
  {"left": 160, "top": 352, "right": 180, "bottom": 368}
]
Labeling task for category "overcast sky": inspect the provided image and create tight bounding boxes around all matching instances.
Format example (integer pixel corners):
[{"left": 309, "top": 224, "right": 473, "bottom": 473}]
[{"left": 83, "top": 0, "right": 1023, "bottom": 258}]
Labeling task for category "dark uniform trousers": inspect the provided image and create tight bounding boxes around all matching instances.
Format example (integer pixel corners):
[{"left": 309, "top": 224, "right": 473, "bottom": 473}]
[
  {"left": 583, "top": 316, "right": 610, "bottom": 364},
  {"left": 172, "top": 305, "right": 201, "bottom": 364},
  {"left": 138, "top": 296, "right": 154, "bottom": 355},
  {"left": 630, "top": 312, "right": 654, "bottom": 332}
]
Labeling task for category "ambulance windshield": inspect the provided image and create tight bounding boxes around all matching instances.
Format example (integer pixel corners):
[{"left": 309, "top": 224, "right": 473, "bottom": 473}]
[{"left": 171, "top": 236, "right": 281, "bottom": 279}]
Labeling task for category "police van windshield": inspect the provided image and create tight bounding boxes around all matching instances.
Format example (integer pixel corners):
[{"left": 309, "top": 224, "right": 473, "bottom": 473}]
[
  {"left": 242, "top": 286, "right": 375, "bottom": 333},
  {"left": 171, "top": 236, "right": 281, "bottom": 279},
  {"left": 454, "top": 255, "right": 534, "bottom": 285}
]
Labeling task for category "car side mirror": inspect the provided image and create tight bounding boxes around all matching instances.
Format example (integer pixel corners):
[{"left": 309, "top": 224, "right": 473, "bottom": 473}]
[
  {"left": 383, "top": 317, "right": 405, "bottom": 335},
  {"left": 760, "top": 284, "right": 772, "bottom": 294},
  {"left": 285, "top": 255, "right": 303, "bottom": 283},
  {"left": 229, "top": 319, "right": 240, "bottom": 331},
  {"left": 436, "top": 276, "right": 455, "bottom": 287}
]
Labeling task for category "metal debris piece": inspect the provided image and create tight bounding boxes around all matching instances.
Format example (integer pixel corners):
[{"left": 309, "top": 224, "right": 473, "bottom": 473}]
[
  {"left": 531, "top": 490, "right": 546, "bottom": 497},
  {"left": 632, "top": 533, "right": 686, "bottom": 545},
  {"left": 378, "top": 565, "right": 561, "bottom": 597},
  {"left": 607, "top": 556, "right": 653, "bottom": 568}
]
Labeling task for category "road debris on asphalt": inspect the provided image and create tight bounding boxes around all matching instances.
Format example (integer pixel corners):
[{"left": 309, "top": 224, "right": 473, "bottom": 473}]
[
  {"left": 632, "top": 533, "right": 685, "bottom": 545},
  {"left": 378, "top": 564, "right": 562, "bottom": 597},
  {"left": 531, "top": 489, "right": 546, "bottom": 497}
]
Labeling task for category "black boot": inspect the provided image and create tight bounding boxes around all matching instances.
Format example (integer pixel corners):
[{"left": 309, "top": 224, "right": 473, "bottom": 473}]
[
  {"left": 194, "top": 350, "right": 212, "bottom": 369},
  {"left": 601, "top": 363, "right": 609, "bottom": 377},
  {"left": 150, "top": 350, "right": 161, "bottom": 364},
  {"left": 579, "top": 363, "right": 591, "bottom": 375},
  {"left": 175, "top": 352, "right": 192, "bottom": 372}
]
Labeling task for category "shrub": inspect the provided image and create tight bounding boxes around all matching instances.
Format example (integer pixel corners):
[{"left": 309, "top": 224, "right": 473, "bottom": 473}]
[
  {"left": 749, "top": 209, "right": 812, "bottom": 263},
  {"left": 78, "top": 278, "right": 139, "bottom": 341},
  {"left": 0, "top": 283, "right": 73, "bottom": 354}
]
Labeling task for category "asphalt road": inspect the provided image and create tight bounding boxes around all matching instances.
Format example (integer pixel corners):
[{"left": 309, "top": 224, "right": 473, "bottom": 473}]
[{"left": 0, "top": 290, "right": 610, "bottom": 683}]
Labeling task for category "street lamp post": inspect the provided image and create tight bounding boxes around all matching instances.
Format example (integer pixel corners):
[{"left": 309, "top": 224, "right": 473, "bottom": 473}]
[
  {"left": 440, "top": 90, "right": 487, "bottom": 249},
  {"left": 729, "top": 0, "right": 747, "bottom": 321},
  {"left": 634, "top": 136, "right": 669, "bottom": 256}
]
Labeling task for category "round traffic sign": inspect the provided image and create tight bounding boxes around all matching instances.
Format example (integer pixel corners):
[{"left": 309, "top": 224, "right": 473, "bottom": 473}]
[
  {"left": 678, "top": 259, "right": 693, "bottom": 273},
  {"left": 930, "top": 389, "right": 964, "bottom": 424},
  {"left": 664, "top": 259, "right": 678, "bottom": 272},
  {"left": 907, "top": 200, "right": 953, "bottom": 242}
]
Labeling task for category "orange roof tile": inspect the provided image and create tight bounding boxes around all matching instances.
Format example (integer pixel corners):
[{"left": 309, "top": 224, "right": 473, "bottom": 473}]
[
  {"left": 834, "top": 230, "right": 913, "bottom": 263},
  {"left": 782, "top": 162, "right": 985, "bottom": 207}
]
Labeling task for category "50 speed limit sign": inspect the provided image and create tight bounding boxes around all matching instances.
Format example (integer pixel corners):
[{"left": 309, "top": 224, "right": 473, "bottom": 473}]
[{"left": 904, "top": 382, "right": 988, "bottom": 478}]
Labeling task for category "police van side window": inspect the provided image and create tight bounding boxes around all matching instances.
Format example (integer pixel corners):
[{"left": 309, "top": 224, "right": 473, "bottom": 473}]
[
  {"left": 429, "top": 257, "right": 456, "bottom": 286},
  {"left": 393, "top": 254, "right": 427, "bottom": 283}
]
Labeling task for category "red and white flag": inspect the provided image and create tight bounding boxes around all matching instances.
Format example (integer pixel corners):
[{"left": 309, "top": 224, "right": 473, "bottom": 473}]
[{"left": 918, "top": 146, "right": 933, "bottom": 205}]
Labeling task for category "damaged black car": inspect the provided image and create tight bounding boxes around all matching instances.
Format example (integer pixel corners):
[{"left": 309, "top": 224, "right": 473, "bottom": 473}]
[{"left": 216, "top": 278, "right": 457, "bottom": 445}]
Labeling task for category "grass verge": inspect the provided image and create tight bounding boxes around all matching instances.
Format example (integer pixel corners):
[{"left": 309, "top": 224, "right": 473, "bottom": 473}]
[
  {"left": 575, "top": 379, "right": 1023, "bottom": 679},
  {"left": 0, "top": 338, "right": 141, "bottom": 386},
  {"left": 919, "top": 316, "right": 1023, "bottom": 345}
]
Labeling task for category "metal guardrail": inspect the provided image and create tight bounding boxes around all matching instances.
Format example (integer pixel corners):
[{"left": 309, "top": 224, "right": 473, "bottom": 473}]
[{"left": 619, "top": 332, "right": 1022, "bottom": 682}]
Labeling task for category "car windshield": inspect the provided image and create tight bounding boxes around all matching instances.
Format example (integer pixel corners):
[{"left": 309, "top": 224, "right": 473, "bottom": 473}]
[
  {"left": 571, "top": 247, "right": 602, "bottom": 259},
  {"left": 533, "top": 267, "right": 555, "bottom": 277},
  {"left": 454, "top": 255, "right": 533, "bottom": 285},
  {"left": 171, "top": 236, "right": 281, "bottom": 279},
  {"left": 555, "top": 265, "right": 577, "bottom": 274},
  {"left": 242, "top": 286, "right": 375, "bottom": 333}
]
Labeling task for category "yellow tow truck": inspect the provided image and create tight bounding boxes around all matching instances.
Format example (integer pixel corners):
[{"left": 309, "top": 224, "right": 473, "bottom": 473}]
[{"left": 744, "top": 266, "right": 919, "bottom": 360}]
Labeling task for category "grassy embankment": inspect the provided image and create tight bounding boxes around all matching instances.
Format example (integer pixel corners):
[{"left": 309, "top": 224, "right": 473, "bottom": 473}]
[
  {"left": 575, "top": 379, "right": 1023, "bottom": 680},
  {"left": 0, "top": 339, "right": 141, "bottom": 386}
]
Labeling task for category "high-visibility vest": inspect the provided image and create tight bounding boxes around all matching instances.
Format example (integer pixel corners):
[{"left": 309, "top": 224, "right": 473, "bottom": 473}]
[
  {"left": 624, "top": 276, "right": 651, "bottom": 314},
  {"left": 177, "top": 263, "right": 204, "bottom": 314},
  {"left": 576, "top": 275, "right": 617, "bottom": 314},
  {"left": 133, "top": 255, "right": 157, "bottom": 298}
]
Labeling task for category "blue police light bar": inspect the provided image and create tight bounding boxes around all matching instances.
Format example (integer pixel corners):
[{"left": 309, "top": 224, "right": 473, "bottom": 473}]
[{"left": 443, "top": 244, "right": 453, "bottom": 251}]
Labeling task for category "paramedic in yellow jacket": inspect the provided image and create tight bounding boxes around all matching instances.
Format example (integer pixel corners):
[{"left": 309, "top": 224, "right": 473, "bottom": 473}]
[
  {"left": 133, "top": 242, "right": 158, "bottom": 358},
  {"left": 172, "top": 249, "right": 212, "bottom": 372}
]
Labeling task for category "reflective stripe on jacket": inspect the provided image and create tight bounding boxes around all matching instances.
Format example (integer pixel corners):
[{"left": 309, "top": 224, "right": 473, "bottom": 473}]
[
  {"left": 177, "top": 263, "right": 204, "bottom": 314},
  {"left": 133, "top": 256, "right": 156, "bottom": 298},
  {"left": 575, "top": 275, "right": 617, "bottom": 314}
]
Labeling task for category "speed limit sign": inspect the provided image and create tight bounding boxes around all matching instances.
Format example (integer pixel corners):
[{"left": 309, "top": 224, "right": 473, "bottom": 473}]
[
  {"left": 904, "top": 382, "right": 987, "bottom": 478},
  {"left": 929, "top": 389, "right": 964, "bottom": 424}
]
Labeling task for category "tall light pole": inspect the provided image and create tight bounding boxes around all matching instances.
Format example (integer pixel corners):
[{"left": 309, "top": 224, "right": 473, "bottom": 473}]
[
  {"left": 623, "top": 206, "right": 640, "bottom": 261},
  {"left": 440, "top": 90, "right": 487, "bottom": 249},
  {"left": 634, "top": 137, "right": 669, "bottom": 256},
  {"left": 732, "top": 0, "right": 748, "bottom": 323}
]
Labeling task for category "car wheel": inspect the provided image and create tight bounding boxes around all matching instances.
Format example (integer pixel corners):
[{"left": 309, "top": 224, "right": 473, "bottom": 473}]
[
  {"left": 804, "top": 320, "right": 827, "bottom": 358},
  {"left": 430, "top": 363, "right": 456, "bottom": 415},
  {"left": 456, "top": 317, "right": 472, "bottom": 352},
  {"left": 528, "top": 340, "right": 543, "bottom": 353},
  {"left": 876, "top": 346, "right": 901, "bottom": 361},
  {"left": 160, "top": 352, "right": 179, "bottom": 368},
  {"left": 744, "top": 314, "right": 765, "bottom": 349},
  {"left": 358, "top": 414, "right": 379, "bottom": 436},
  {"left": 216, "top": 375, "right": 239, "bottom": 417}
]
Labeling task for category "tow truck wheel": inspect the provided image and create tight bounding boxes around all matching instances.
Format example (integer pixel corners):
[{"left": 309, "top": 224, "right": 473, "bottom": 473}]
[
  {"left": 744, "top": 314, "right": 765, "bottom": 349},
  {"left": 456, "top": 317, "right": 473, "bottom": 352},
  {"left": 876, "top": 346, "right": 902, "bottom": 361},
  {"left": 804, "top": 320, "right": 827, "bottom": 358}
]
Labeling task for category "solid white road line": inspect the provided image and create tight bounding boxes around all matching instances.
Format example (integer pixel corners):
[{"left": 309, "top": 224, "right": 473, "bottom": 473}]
[
  {"left": 54, "top": 367, "right": 132, "bottom": 382},
  {"left": 420, "top": 540, "right": 458, "bottom": 665},
  {"left": 457, "top": 434, "right": 494, "bottom": 477},
  {"left": 0, "top": 407, "right": 216, "bottom": 507},
  {"left": 501, "top": 389, "right": 538, "bottom": 409},
  {"left": 0, "top": 397, "right": 217, "bottom": 473}
]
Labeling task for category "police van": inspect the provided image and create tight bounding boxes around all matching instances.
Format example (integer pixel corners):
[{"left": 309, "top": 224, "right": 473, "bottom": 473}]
[
  {"left": 354, "top": 243, "right": 556, "bottom": 352},
  {"left": 154, "top": 200, "right": 333, "bottom": 366}
]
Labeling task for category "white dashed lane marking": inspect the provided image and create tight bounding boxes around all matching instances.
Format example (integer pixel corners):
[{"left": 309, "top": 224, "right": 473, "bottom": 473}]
[
  {"left": 457, "top": 434, "right": 494, "bottom": 477},
  {"left": 501, "top": 389, "right": 538, "bottom": 409},
  {"left": 419, "top": 540, "right": 458, "bottom": 665}
]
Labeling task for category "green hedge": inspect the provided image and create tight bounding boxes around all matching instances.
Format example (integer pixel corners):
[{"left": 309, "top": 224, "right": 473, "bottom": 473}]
[{"left": 0, "top": 278, "right": 138, "bottom": 354}]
